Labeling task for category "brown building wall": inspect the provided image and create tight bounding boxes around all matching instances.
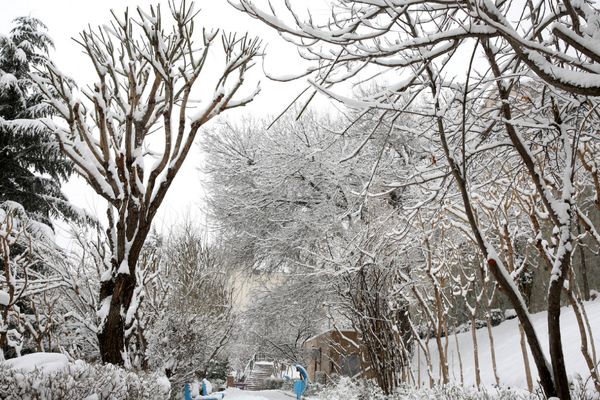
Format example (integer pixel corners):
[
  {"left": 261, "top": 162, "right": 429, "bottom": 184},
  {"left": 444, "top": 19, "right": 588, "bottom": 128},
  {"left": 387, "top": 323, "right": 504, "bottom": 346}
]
[{"left": 303, "top": 330, "right": 374, "bottom": 383}]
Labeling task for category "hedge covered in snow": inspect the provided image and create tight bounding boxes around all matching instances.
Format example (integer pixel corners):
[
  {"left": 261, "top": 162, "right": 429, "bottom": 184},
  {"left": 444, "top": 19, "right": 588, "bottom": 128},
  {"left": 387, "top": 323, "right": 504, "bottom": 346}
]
[
  {"left": 309, "top": 377, "right": 598, "bottom": 400},
  {"left": 0, "top": 354, "right": 170, "bottom": 400}
]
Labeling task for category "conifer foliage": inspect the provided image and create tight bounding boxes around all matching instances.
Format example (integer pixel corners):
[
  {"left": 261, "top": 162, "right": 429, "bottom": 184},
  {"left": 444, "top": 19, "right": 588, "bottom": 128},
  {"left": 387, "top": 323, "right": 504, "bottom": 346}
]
[{"left": 0, "top": 17, "right": 73, "bottom": 226}]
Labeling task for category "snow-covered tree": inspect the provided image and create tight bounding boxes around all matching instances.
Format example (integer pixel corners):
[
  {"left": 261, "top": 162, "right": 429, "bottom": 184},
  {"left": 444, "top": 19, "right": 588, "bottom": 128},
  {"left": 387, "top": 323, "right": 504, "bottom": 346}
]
[
  {"left": 145, "top": 224, "right": 234, "bottom": 388},
  {"left": 0, "top": 201, "right": 63, "bottom": 359},
  {"left": 232, "top": 274, "right": 329, "bottom": 366},
  {"left": 0, "top": 17, "right": 76, "bottom": 226},
  {"left": 336, "top": 239, "right": 413, "bottom": 394},
  {"left": 204, "top": 110, "right": 419, "bottom": 393},
  {"left": 32, "top": 2, "right": 261, "bottom": 365},
  {"left": 203, "top": 113, "right": 353, "bottom": 269}
]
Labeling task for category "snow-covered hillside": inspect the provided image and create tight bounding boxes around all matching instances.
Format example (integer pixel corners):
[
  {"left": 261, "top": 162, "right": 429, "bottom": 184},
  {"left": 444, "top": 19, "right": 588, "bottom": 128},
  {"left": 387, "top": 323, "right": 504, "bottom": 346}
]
[{"left": 416, "top": 299, "right": 600, "bottom": 390}]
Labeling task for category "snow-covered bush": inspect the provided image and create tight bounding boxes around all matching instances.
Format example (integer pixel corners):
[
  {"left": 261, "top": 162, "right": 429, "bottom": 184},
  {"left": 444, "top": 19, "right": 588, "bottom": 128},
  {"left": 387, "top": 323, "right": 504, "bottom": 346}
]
[
  {"left": 311, "top": 377, "right": 600, "bottom": 400},
  {"left": 394, "top": 386, "right": 544, "bottom": 400},
  {"left": 264, "top": 376, "right": 285, "bottom": 390},
  {"left": 0, "top": 358, "right": 170, "bottom": 399},
  {"left": 309, "top": 377, "right": 600, "bottom": 400},
  {"left": 309, "top": 377, "right": 387, "bottom": 400}
]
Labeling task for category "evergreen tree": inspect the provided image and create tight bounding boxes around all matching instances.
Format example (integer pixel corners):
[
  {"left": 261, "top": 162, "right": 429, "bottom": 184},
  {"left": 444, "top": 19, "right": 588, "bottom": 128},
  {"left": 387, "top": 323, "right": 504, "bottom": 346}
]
[{"left": 0, "top": 17, "right": 75, "bottom": 227}]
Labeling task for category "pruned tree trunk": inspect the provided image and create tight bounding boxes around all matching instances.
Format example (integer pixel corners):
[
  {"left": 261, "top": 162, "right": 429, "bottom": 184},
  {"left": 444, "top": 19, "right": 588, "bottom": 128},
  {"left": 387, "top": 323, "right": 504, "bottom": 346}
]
[
  {"left": 565, "top": 282, "right": 600, "bottom": 392},
  {"left": 576, "top": 222, "right": 590, "bottom": 301},
  {"left": 35, "top": 2, "right": 260, "bottom": 365},
  {"left": 470, "top": 313, "right": 481, "bottom": 390},
  {"left": 485, "top": 315, "right": 500, "bottom": 387},
  {"left": 98, "top": 263, "right": 138, "bottom": 364},
  {"left": 452, "top": 323, "right": 464, "bottom": 387},
  {"left": 519, "top": 323, "right": 534, "bottom": 392}
]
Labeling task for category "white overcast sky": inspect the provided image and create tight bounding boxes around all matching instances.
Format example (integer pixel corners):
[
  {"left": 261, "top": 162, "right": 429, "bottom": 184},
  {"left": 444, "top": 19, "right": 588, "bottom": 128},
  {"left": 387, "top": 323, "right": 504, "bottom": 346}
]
[{"left": 1, "top": 0, "right": 334, "bottom": 245}]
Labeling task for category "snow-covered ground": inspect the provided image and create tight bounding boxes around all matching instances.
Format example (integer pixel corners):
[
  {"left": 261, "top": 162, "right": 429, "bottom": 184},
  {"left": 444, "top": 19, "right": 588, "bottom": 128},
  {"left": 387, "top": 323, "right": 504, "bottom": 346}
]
[
  {"left": 3, "top": 300, "right": 598, "bottom": 398},
  {"left": 222, "top": 388, "right": 295, "bottom": 400},
  {"left": 416, "top": 298, "right": 600, "bottom": 390}
]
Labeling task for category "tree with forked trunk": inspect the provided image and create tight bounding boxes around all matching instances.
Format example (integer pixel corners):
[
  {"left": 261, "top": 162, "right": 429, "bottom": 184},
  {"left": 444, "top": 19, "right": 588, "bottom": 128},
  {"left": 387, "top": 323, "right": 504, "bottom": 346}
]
[{"left": 32, "top": 1, "right": 261, "bottom": 365}]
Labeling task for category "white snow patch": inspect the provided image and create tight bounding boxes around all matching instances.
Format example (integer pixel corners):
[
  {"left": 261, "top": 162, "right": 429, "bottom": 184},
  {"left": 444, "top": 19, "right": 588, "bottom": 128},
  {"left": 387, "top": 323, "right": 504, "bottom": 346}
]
[
  {"left": 222, "top": 388, "right": 292, "bottom": 400},
  {"left": 0, "top": 73, "right": 17, "bottom": 87},
  {"left": 0, "top": 290, "right": 9, "bottom": 306},
  {"left": 416, "top": 299, "right": 600, "bottom": 390},
  {"left": 4, "top": 352, "right": 69, "bottom": 373},
  {"left": 157, "top": 375, "right": 171, "bottom": 394},
  {"left": 14, "top": 48, "right": 27, "bottom": 63}
]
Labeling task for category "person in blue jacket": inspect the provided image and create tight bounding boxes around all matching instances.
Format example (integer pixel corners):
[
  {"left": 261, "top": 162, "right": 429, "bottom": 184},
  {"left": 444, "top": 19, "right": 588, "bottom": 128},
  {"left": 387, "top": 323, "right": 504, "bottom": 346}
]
[{"left": 294, "top": 365, "right": 309, "bottom": 399}]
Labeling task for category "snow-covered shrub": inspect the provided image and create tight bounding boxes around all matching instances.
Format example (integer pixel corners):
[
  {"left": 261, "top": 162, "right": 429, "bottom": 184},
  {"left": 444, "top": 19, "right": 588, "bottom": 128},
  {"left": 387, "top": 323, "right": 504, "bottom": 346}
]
[
  {"left": 309, "top": 377, "right": 593, "bottom": 400},
  {"left": 393, "top": 385, "right": 544, "bottom": 400},
  {"left": 264, "top": 376, "right": 284, "bottom": 390},
  {"left": 308, "top": 377, "right": 387, "bottom": 400},
  {"left": 0, "top": 358, "right": 170, "bottom": 399},
  {"left": 570, "top": 375, "right": 600, "bottom": 400}
]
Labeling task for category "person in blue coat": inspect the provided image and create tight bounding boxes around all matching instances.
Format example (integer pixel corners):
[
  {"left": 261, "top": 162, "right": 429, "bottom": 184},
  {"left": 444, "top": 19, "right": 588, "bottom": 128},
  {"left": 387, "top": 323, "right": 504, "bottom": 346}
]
[{"left": 294, "top": 365, "right": 309, "bottom": 399}]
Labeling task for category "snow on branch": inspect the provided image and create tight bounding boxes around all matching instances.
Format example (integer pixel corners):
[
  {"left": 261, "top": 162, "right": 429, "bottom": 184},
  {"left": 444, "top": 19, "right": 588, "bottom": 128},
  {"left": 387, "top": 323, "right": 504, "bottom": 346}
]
[{"left": 29, "top": 3, "right": 260, "bottom": 361}]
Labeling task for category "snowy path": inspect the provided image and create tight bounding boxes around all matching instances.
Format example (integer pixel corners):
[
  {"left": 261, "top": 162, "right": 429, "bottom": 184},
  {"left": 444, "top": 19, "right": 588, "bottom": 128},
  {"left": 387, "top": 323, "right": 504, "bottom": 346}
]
[{"left": 222, "top": 388, "right": 296, "bottom": 400}]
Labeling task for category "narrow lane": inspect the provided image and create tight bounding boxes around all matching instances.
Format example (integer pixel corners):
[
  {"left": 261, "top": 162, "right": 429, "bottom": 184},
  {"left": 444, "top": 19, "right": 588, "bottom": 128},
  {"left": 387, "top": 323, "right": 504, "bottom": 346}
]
[{"left": 222, "top": 388, "right": 296, "bottom": 400}]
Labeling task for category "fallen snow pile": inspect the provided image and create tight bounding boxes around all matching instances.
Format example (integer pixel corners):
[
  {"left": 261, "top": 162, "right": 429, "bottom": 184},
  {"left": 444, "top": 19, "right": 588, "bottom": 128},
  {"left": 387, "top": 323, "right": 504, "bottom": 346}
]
[
  {"left": 3, "top": 352, "right": 69, "bottom": 373},
  {"left": 416, "top": 298, "right": 600, "bottom": 391},
  {"left": 0, "top": 353, "right": 171, "bottom": 400}
]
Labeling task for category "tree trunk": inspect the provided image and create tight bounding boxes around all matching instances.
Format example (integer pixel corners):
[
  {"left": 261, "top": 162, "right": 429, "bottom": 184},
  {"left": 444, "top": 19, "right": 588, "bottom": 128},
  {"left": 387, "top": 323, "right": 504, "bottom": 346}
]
[
  {"left": 546, "top": 203, "right": 574, "bottom": 400},
  {"left": 485, "top": 314, "right": 500, "bottom": 387},
  {"left": 453, "top": 323, "right": 464, "bottom": 386},
  {"left": 428, "top": 48, "right": 558, "bottom": 397},
  {"left": 566, "top": 289, "right": 600, "bottom": 391},
  {"left": 97, "top": 218, "right": 149, "bottom": 365},
  {"left": 519, "top": 323, "right": 534, "bottom": 392},
  {"left": 548, "top": 278, "right": 571, "bottom": 400},
  {"left": 470, "top": 313, "right": 481, "bottom": 389},
  {"left": 577, "top": 222, "right": 590, "bottom": 301},
  {"left": 98, "top": 270, "right": 137, "bottom": 365}
]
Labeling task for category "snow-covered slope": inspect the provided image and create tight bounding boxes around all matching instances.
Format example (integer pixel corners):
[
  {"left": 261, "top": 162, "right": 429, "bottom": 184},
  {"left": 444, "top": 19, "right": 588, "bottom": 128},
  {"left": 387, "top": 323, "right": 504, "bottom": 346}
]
[{"left": 415, "top": 298, "right": 600, "bottom": 390}]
